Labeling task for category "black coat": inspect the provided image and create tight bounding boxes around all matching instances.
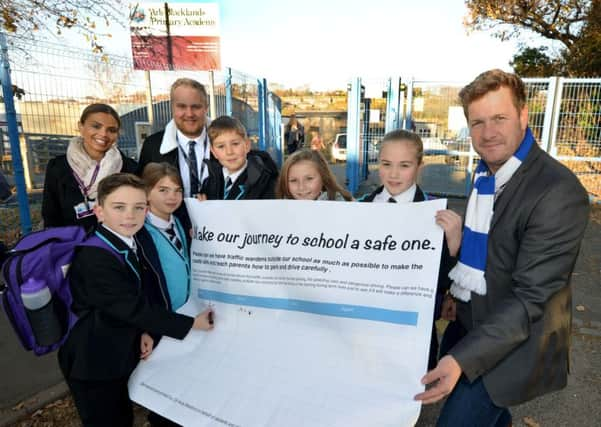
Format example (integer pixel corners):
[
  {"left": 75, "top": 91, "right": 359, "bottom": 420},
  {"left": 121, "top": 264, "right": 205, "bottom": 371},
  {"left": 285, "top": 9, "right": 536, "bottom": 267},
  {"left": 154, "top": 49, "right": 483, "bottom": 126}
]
[
  {"left": 134, "top": 225, "right": 172, "bottom": 312},
  {"left": 42, "top": 153, "right": 137, "bottom": 232},
  {"left": 200, "top": 150, "right": 279, "bottom": 200},
  {"left": 58, "top": 226, "right": 193, "bottom": 381},
  {"left": 136, "top": 130, "right": 176, "bottom": 174}
]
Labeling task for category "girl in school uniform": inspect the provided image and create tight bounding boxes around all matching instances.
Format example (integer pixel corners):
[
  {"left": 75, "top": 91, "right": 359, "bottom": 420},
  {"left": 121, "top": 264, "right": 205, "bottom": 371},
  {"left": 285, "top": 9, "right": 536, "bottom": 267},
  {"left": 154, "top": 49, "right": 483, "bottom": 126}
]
[
  {"left": 136, "top": 162, "right": 192, "bottom": 427},
  {"left": 276, "top": 149, "right": 353, "bottom": 201},
  {"left": 358, "top": 129, "right": 462, "bottom": 370},
  {"left": 137, "top": 162, "right": 191, "bottom": 314}
]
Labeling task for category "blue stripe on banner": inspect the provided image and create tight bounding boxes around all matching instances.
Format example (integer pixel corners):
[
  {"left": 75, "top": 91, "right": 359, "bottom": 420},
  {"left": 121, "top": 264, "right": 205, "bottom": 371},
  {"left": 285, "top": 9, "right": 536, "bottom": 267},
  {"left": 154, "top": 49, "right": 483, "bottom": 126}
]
[
  {"left": 198, "top": 289, "right": 418, "bottom": 326},
  {"left": 459, "top": 227, "right": 488, "bottom": 271}
]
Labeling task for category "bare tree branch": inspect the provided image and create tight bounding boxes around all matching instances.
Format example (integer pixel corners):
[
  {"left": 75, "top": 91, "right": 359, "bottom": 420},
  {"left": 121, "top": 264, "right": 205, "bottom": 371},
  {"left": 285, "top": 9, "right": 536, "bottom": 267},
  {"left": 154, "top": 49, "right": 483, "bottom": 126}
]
[
  {"left": 0, "top": 0, "right": 127, "bottom": 52},
  {"left": 464, "top": 0, "right": 592, "bottom": 49}
]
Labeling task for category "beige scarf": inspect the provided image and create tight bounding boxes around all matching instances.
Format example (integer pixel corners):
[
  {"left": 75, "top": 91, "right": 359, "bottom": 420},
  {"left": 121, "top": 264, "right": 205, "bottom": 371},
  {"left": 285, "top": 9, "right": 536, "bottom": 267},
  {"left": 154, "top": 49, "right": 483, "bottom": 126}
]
[{"left": 66, "top": 136, "right": 123, "bottom": 202}]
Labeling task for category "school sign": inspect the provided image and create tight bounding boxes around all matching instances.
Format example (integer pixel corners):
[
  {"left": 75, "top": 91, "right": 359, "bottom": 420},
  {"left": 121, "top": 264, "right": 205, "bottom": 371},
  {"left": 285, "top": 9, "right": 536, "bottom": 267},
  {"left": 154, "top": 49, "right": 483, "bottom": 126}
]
[{"left": 129, "top": 2, "right": 221, "bottom": 70}]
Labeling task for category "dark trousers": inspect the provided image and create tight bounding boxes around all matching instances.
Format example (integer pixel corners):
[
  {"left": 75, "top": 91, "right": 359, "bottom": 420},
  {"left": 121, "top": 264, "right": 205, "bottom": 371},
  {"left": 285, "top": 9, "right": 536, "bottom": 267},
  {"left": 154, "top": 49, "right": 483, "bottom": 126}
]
[
  {"left": 148, "top": 411, "right": 182, "bottom": 426},
  {"left": 437, "top": 376, "right": 512, "bottom": 427},
  {"left": 287, "top": 142, "right": 298, "bottom": 154},
  {"left": 66, "top": 377, "right": 133, "bottom": 427},
  {"left": 428, "top": 326, "right": 439, "bottom": 370},
  {"left": 439, "top": 319, "right": 467, "bottom": 357}
]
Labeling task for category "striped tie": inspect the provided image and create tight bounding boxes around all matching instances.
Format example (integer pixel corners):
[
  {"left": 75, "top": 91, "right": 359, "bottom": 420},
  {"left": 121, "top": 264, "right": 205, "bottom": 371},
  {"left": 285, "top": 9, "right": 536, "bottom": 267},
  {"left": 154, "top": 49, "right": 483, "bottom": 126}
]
[
  {"left": 188, "top": 140, "right": 199, "bottom": 196},
  {"left": 224, "top": 177, "right": 233, "bottom": 199},
  {"left": 165, "top": 223, "right": 183, "bottom": 252}
]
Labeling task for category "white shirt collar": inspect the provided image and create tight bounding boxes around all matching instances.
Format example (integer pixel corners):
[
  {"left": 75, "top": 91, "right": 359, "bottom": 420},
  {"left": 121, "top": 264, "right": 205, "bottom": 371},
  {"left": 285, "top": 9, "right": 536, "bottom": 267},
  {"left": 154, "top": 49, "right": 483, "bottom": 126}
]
[
  {"left": 147, "top": 211, "right": 174, "bottom": 231},
  {"left": 159, "top": 119, "right": 209, "bottom": 154},
  {"left": 222, "top": 161, "right": 248, "bottom": 184},
  {"left": 176, "top": 127, "right": 206, "bottom": 151},
  {"left": 101, "top": 224, "right": 136, "bottom": 250},
  {"left": 374, "top": 183, "right": 417, "bottom": 203}
]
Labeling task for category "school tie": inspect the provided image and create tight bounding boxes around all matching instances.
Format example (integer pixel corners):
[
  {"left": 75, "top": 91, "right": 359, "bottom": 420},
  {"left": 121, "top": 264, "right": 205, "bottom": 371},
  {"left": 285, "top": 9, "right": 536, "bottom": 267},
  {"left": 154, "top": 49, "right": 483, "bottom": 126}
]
[
  {"left": 128, "top": 240, "right": 141, "bottom": 275},
  {"left": 130, "top": 240, "right": 138, "bottom": 259},
  {"left": 188, "top": 140, "right": 199, "bottom": 196},
  {"left": 388, "top": 197, "right": 397, "bottom": 203},
  {"left": 165, "top": 223, "right": 183, "bottom": 252},
  {"left": 224, "top": 176, "right": 233, "bottom": 199}
]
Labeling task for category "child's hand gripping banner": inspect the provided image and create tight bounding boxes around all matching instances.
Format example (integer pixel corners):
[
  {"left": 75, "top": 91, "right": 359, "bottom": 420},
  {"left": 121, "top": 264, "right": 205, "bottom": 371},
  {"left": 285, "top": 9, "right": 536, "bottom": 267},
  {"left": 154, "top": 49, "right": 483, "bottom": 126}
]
[{"left": 129, "top": 198, "right": 446, "bottom": 427}]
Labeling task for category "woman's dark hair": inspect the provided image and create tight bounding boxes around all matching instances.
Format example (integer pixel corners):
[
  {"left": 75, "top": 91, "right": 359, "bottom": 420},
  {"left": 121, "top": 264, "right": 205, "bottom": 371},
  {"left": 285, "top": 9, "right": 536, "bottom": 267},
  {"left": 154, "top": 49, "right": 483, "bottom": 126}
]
[{"left": 79, "top": 103, "right": 121, "bottom": 129}]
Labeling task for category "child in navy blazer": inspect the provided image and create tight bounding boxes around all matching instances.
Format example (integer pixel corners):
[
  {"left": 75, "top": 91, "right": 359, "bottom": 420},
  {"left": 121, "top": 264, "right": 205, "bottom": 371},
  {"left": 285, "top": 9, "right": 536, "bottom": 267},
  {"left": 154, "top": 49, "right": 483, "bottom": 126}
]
[
  {"left": 138, "top": 162, "right": 190, "bottom": 313},
  {"left": 199, "top": 116, "right": 278, "bottom": 200},
  {"left": 58, "top": 173, "right": 213, "bottom": 427},
  {"left": 358, "top": 130, "right": 462, "bottom": 370}
]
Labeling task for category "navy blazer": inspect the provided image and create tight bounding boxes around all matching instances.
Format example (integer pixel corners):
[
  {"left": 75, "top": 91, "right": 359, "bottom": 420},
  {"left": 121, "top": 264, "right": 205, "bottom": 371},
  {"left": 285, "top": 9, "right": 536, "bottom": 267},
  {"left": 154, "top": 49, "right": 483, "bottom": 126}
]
[
  {"left": 58, "top": 226, "right": 194, "bottom": 381},
  {"left": 201, "top": 150, "right": 279, "bottom": 200}
]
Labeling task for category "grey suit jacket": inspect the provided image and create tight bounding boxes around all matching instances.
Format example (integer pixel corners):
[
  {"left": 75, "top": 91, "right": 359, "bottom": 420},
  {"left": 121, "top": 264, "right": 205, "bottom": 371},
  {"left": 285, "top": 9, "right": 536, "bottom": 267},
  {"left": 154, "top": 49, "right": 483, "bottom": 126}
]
[{"left": 450, "top": 142, "right": 589, "bottom": 407}]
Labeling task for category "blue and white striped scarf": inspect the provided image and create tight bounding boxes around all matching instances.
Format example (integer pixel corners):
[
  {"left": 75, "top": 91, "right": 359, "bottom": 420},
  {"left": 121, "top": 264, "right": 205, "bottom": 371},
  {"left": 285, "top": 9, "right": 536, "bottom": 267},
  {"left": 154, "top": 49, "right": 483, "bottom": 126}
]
[{"left": 449, "top": 127, "right": 535, "bottom": 302}]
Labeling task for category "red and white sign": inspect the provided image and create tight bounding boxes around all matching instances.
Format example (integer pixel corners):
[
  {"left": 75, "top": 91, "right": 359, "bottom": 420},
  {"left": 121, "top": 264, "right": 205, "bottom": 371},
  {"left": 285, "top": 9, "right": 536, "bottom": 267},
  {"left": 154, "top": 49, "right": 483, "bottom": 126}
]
[{"left": 129, "top": 2, "right": 221, "bottom": 70}]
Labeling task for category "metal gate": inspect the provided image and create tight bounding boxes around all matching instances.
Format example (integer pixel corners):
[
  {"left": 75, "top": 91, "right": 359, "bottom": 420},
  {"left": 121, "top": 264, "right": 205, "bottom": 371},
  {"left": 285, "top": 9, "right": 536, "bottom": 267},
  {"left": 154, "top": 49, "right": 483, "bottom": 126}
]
[{"left": 347, "top": 76, "right": 601, "bottom": 201}]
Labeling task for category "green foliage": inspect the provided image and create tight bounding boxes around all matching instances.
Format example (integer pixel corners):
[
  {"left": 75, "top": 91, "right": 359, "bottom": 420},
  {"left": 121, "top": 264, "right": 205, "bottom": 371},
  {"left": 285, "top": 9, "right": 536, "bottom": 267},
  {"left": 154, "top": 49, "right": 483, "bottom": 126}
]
[
  {"left": 510, "top": 46, "right": 558, "bottom": 77},
  {"left": 561, "top": 1, "right": 601, "bottom": 76},
  {"left": 465, "top": 0, "right": 600, "bottom": 77}
]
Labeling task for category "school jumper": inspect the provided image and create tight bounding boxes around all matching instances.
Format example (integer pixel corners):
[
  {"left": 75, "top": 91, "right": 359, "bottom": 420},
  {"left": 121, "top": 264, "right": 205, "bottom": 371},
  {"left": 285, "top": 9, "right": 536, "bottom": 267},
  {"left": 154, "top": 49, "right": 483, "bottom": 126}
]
[
  {"left": 58, "top": 225, "right": 194, "bottom": 427},
  {"left": 200, "top": 150, "right": 279, "bottom": 200},
  {"left": 42, "top": 153, "right": 137, "bottom": 231},
  {"left": 136, "top": 215, "right": 190, "bottom": 313},
  {"left": 359, "top": 184, "right": 456, "bottom": 369}
]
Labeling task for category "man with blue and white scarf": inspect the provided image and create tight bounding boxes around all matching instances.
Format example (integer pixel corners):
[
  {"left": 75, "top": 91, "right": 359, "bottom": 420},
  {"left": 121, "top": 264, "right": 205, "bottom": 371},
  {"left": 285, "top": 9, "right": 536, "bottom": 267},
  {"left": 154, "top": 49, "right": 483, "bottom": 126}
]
[{"left": 415, "top": 70, "right": 589, "bottom": 427}]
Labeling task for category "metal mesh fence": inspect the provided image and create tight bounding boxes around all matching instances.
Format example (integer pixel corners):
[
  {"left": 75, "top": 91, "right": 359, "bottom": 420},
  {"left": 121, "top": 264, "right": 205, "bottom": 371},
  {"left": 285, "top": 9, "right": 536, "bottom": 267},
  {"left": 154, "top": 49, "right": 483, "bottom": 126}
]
[
  {"left": 553, "top": 78, "right": 601, "bottom": 198},
  {"left": 1, "top": 36, "right": 279, "bottom": 190},
  {"left": 407, "top": 81, "right": 469, "bottom": 196},
  {"left": 400, "top": 78, "right": 586, "bottom": 197},
  {"left": 230, "top": 69, "right": 260, "bottom": 147},
  {"left": 361, "top": 79, "right": 387, "bottom": 164}
]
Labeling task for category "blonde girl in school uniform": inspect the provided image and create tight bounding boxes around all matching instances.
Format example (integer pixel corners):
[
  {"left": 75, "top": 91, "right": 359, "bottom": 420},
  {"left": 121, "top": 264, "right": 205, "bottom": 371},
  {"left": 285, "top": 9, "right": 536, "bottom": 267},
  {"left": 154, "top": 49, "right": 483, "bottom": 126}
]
[
  {"left": 276, "top": 149, "right": 353, "bottom": 201},
  {"left": 358, "top": 129, "right": 462, "bottom": 369}
]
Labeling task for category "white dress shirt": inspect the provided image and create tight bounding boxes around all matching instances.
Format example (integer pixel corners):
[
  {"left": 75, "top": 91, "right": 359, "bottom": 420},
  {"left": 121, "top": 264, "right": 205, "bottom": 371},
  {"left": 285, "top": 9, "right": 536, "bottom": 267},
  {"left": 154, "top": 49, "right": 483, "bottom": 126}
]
[
  {"left": 176, "top": 127, "right": 210, "bottom": 197},
  {"left": 374, "top": 183, "right": 417, "bottom": 203}
]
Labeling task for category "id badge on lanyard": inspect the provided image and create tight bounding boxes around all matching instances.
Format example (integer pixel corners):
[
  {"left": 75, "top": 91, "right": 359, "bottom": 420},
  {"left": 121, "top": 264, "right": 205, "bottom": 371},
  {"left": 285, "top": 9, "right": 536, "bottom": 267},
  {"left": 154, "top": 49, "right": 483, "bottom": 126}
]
[{"left": 72, "top": 163, "right": 100, "bottom": 219}]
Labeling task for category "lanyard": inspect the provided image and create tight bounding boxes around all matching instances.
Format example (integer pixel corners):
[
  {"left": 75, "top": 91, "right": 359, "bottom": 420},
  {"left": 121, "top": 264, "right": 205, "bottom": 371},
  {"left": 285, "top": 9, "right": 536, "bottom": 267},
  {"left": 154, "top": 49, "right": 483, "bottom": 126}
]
[{"left": 72, "top": 162, "right": 101, "bottom": 204}]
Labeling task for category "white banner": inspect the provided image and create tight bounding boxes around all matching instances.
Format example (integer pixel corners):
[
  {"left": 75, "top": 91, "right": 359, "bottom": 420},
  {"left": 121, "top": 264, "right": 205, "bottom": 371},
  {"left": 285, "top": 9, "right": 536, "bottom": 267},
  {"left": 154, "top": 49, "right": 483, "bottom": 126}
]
[{"left": 129, "top": 199, "right": 446, "bottom": 427}]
